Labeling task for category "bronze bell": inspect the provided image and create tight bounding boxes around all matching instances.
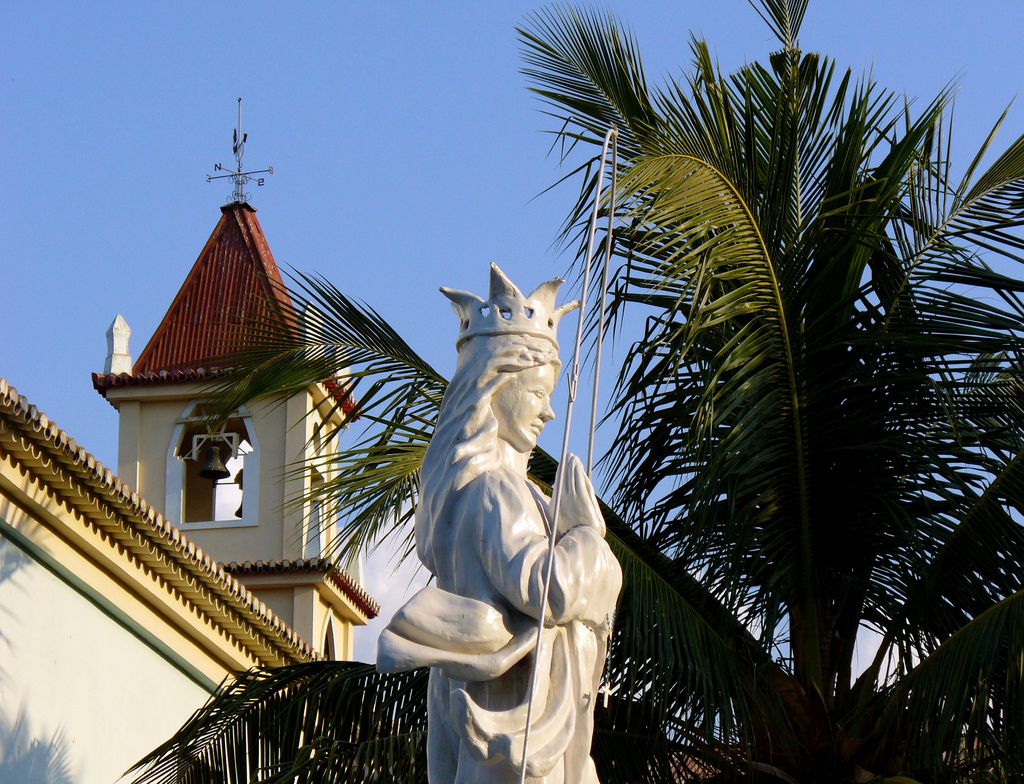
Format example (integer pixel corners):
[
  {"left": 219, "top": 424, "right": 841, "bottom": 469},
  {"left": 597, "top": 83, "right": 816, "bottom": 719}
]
[{"left": 198, "top": 443, "right": 231, "bottom": 482}]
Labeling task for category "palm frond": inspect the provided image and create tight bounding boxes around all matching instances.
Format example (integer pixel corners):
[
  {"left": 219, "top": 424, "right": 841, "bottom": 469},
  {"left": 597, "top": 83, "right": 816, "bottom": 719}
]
[
  {"left": 129, "top": 663, "right": 428, "bottom": 784},
  {"left": 530, "top": 450, "right": 791, "bottom": 761},
  {"left": 518, "top": 6, "right": 654, "bottom": 157},
  {"left": 897, "top": 433, "right": 1024, "bottom": 644},
  {"left": 519, "top": 7, "right": 1024, "bottom": 779},
  {"left": 746, "top": 0, "right": 809, "bottom": 49},
  {"left": 868, "top": 590, "right": 1024, "bottom": 781},
  {"left": 887, "top": 110, "right": 1024, "bottom": 329}
]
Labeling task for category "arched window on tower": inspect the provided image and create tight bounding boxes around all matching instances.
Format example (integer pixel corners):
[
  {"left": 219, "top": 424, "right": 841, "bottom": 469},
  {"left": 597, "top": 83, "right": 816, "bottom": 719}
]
[{"left": 322, "top": 618, "right": 336, "bottom": 661}]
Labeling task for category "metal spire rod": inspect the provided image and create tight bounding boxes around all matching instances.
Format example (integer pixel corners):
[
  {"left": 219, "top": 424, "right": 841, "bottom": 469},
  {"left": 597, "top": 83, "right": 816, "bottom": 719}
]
[
  {"left": 587, "top": 132, "right": 618, "bottom": 475},
  {"left": 519, "top": 125, "right": 619, "bottom": 783},
  {"left": 234, "top": 98, "right": 244, "bottom": 203}
]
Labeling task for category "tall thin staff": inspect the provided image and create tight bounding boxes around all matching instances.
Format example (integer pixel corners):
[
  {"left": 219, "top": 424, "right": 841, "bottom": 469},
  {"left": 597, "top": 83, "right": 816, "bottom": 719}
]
[{"left": 519, "top": 125, "right": 619, "bottom": 782}]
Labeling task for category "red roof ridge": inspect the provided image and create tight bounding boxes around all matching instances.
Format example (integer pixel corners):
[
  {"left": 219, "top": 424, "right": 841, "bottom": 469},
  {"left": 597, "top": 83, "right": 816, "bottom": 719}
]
[
  {"left": 93, "top": 205, "right": 358, "bottom": 417},
  {"left": 91, "top": 369, "right": 357, "bottom": 421},
  {"left": 223, "top": 558, "right": 379, "bottom": 618}
]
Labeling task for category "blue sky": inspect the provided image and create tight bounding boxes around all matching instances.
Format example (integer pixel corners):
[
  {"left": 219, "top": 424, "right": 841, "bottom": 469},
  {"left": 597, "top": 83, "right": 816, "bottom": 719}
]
[
  {"left": 4, "top": 1, "right": 1024, "bottom": 468},
  {"left": 4, "top": 2, "right": 1024, "bottom": 658}
]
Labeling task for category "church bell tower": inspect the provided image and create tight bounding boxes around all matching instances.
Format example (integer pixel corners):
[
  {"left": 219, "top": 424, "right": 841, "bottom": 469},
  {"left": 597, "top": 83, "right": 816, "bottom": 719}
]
[{"left": 93, "top": 199, "right": 376, "bottom": 660}]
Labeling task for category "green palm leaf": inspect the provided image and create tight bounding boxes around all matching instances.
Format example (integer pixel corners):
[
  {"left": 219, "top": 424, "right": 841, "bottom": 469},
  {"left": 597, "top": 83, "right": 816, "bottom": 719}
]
[
  {"left": 869, "top": 590, "right": 1024, "bottom": 780},
  {"left": 128, "top": 664, "right": 428, "bottom": 784},
  {"left": 747, "top": 0, "right": 809, "bottom": 49},
  {"left": 203, "top": 271, "right": 447, "bottom": 563},
  {"left": 519, "top": 4, "right": 1024, "bottom": 781}
]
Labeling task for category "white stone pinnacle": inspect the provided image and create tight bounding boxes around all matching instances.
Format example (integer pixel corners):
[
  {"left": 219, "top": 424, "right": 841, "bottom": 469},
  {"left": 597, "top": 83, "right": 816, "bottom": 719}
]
[{"left": 104, "top": 314, "right": 132, "bottom": 375}]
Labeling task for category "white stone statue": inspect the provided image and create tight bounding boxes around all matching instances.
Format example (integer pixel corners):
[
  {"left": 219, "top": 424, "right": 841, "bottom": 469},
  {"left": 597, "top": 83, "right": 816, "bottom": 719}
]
[{"left": 378, "top": 264, "right": 622, "bottom": 783}]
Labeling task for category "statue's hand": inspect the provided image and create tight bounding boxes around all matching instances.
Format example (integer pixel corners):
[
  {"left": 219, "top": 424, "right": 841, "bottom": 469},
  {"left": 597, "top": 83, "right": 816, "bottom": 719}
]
[{"left": 553, "top": 454, "right": 606, "bottom": 537}]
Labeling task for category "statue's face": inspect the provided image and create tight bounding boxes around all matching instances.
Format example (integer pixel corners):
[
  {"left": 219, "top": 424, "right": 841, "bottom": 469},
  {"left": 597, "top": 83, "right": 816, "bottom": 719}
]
[{"left": 493, "top": 363, "right": 557, "bottom": 453}]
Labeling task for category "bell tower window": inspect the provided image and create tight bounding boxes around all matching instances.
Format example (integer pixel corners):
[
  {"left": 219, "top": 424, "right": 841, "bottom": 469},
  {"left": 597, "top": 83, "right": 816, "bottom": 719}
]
[{"left": 166, "top": 403, "right": 260, "bottom": 529}]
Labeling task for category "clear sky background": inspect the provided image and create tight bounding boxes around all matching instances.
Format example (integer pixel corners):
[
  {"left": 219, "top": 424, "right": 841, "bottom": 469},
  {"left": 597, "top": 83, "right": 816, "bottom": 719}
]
[{"left": 4, "top": 1, "right": 1024, "bottom": 661}]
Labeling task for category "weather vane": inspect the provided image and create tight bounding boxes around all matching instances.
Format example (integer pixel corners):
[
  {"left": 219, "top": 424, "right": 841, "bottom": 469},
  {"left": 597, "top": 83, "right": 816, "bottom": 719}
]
[{"left": 207, "top": 98, "right": 273, "bottom": 204}]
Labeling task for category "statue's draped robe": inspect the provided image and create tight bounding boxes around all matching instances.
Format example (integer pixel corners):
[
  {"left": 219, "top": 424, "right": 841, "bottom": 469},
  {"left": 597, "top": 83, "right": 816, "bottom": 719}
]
[{"left": 379, "top": 465, "right": 622, "bottom": 783}]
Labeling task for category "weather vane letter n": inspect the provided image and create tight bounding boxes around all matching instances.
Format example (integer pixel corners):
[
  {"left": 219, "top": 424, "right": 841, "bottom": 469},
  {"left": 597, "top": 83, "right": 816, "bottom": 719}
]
[{"left": 207, "top": 98, "right": 273, "bottom": 205}]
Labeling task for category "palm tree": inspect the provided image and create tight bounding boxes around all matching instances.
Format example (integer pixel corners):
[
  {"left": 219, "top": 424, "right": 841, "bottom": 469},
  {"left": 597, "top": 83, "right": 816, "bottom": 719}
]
[{"left": 131, "top": 2, "right": 1024, "bottom": 782}]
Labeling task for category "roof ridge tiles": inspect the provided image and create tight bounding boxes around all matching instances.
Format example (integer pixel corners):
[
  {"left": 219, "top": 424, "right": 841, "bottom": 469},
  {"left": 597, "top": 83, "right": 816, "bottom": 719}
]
[{"left": 222, "top": 558, "right": 379, "bottom": 618}]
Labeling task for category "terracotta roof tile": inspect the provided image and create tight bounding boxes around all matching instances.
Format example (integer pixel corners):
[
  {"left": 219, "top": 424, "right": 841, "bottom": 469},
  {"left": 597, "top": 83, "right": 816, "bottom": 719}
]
[
  {"left": 223, "top": 558, "right": 379, "bottom": 619},
  {"left": 93, "top": 204, "right": 358, "bottom": 418},
  {"left": 133, "top": 202, "right": 291, "bottom": 375},
  {"left": 91, "top": 368, "right": 358, "bottom": 422},
  {"left": 91, "top": 367, "right": 224, "bottom": 397}
]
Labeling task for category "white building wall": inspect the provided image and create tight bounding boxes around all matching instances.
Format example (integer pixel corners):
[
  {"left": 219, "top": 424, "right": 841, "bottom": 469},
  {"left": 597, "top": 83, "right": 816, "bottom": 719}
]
[{"left": 0, "top": 534, "right": 213, "bottom": 784}]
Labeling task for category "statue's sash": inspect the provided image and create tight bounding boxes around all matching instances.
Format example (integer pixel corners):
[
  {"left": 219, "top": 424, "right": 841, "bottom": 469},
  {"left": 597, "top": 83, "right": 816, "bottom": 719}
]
[{"left": 377, "top": 585, "right": 537, "bottom": 681}]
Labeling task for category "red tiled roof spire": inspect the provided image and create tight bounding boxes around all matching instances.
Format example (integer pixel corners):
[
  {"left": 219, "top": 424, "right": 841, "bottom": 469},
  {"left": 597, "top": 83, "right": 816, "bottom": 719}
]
[
  {"left": 92, "top": 203, "right": 355, "bottom": 417},
  {"left": 132, "top": 202, "right": 292, "bottom": 374}
]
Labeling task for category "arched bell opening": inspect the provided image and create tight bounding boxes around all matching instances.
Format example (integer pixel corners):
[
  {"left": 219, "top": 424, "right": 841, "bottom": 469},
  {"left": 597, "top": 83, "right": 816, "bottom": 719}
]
[{"left": 166, "top": 402, "right": 260, "bottom": 529}]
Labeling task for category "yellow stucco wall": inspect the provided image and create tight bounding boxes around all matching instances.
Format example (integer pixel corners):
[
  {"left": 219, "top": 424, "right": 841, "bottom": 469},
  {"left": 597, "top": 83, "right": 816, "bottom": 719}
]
[
  {"left": 106, "top": 385, "right": 310, "bottom": 565},
  {"left": 0, "top": 452, "right": 259, "bottom": 684}
]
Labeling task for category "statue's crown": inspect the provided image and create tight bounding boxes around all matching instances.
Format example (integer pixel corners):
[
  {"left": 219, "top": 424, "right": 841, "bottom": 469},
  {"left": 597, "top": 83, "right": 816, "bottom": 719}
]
[{"left": 441, "top": 263, "right": 579, "bottom": 349}]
